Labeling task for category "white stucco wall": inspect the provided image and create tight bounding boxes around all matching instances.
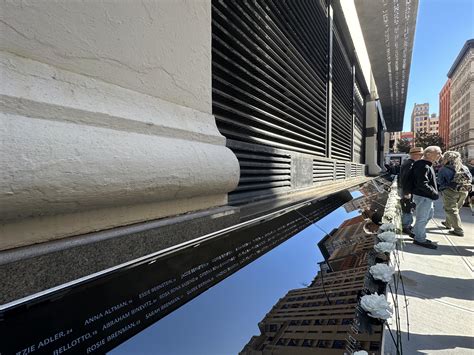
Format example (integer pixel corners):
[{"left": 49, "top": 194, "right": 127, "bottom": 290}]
[
  {"left": 0, "top": 0, "right": 211, "bottom": 113},
  {"left": 0, "top": 1, "right": 240, "bottom": 250}
]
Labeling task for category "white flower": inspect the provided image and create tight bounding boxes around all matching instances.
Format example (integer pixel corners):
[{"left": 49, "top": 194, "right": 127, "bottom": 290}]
[
  {"left": 353, "top": 351, "right": 368, "bottom": 355},
  {"left": 380, "top": 223, "right": 396, "bottom": 231},
  {"left": 385, "top": 208, "right": 397, "bottom": 215},
  {"left": 360, "top": 293, "right": 393, "bottom": 320},
  {"left": 374, "top": 241, "right": 396, "bottom": 253},
  {"left": 370, "top": 263, "right": 395, "bottom": 282},
  {"left": 377, "top": 231, "right": 397, "bottom": 243},
  {"left": 383, "top": 211, "right": 396, "bottom": 220}
]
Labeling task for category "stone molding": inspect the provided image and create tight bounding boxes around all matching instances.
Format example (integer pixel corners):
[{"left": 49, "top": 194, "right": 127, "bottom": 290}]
[{"left": 0, "top": 52, "right": 240, "bottom": 250}]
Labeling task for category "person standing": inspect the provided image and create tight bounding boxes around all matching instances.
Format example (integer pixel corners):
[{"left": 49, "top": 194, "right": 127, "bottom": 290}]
[
  {"left": 399, "top": 147, "right": 424, "bottom": 235},
  {"left": 467, "top": 158, "right": 474, "bottom": 214},
  {"left": 411, "top": 146, "right": 442, "bottom": 249},
  {"left": 437, "top": 151, "right": 473, "bottom": 236}
]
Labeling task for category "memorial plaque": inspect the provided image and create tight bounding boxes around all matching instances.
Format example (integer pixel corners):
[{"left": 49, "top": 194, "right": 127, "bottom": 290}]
[{"left": 0, "top": 191, "right": 353, "bottom": 354}]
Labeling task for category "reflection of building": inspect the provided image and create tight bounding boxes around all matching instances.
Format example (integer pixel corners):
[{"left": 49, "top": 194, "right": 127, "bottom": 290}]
[
  {"left": 439, "top": 79, "right": 451, "bottom": 148},
  {"left": 240, "top": 267, "right": 382, "bottom": 354},
  {"left": 241, "top": 188, "right": 387, "bottom": 354},
  {"left": 318, "top": 216, "right": 366, "bottom": 256},
  {"left": 447, "top": 39, "right": 474, "bottom": 160},
  {"left": 344, "top": 196, "right": 373, "bottom": 213},
  {"left": 318, "top": 217, "right": 378, "bottom": 272}
]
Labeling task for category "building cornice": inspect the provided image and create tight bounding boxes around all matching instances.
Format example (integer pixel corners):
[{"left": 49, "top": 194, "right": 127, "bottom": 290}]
[{"left": 447, "top": 39, "right": 474, "bottom": 78}]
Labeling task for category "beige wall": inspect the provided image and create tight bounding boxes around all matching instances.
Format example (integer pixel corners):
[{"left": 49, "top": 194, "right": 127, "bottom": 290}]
[
  {"left": 1, "top": 0, "right": 212, "bottom": 113},
  {"left": 450, "top": 47, "right": 474, "bottom": 159},
  {"left": 0, "top": 0, "right": 240, "bottom": 250}
]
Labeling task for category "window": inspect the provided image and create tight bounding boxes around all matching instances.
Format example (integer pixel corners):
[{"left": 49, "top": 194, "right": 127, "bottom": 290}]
[
  {"left": 332, "top": 340, "right": 346, "bottom": 349},
  {"left": 370, "top": 341, "right": 381, "bottom": 350},
  {"left": 317, "top": 340, "right": 330, "bottom": 348},
  {"left": 288, "top": 339, "right": 299, "bottom": 346}
]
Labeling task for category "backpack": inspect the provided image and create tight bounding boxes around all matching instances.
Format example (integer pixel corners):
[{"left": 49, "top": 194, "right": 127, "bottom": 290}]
[{"left": 450, "top": 167, "right": 473, "bottom": 192}]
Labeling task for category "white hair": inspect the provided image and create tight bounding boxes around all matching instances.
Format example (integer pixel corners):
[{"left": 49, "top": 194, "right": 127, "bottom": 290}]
[{"left": 424, "top": 146, "right": 442, "bottom": 155}]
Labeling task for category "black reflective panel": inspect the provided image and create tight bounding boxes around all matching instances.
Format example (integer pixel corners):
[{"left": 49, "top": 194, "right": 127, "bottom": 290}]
[{"left": 0, "top": 179, "right": 392, "bottom": 355}]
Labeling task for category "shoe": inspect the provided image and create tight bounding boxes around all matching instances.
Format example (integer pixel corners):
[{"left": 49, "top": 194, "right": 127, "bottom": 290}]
[
  {"left": 440, "top": 221, "right": 451, "bottom": 229},
  {"left": 407, "top": 233, "right": 433, "bottom": 243},
  {"left": 413, "top": 240, "right": 438, "bottom": 249},
  {"left": 405, "top": 232, "right": 431, "bottom": 243},
  {"left": 449, "top": 230, "right": 464, "bottom": 237},
  {"left": 402, "top": 227, "right": 413, "bottom": 235}
]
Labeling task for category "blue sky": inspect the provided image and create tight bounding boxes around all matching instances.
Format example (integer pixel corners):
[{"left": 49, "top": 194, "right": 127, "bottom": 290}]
[
  {"left": 111, "top": 199, "right": 361, "bottom": 355},
  {"left": 402, "top": 0, "right": 474, "bottom": 131}
]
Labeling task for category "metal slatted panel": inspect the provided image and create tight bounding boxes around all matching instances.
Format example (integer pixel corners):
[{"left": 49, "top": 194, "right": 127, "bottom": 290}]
[
  {"left": 313, "top": 158, "right": 336, "bottom": 183},
  {"left": 331, "top": 24, "right": 353, "bottom": 161},
  {"left": 335, "top": 162, "right": 346, "bottom": 180},
  {"left": 212, "top": 0, "right": 328, "bottom": 157},
  {"left": 353, "top": 79, "right": 365, "bottom": 164},
  {"left": 227, "top": 140, "right": 291, "bottom": 203}
]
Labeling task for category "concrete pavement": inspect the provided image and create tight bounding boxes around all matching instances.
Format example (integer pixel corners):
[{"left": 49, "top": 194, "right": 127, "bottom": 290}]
[{"left": 384, "top": 200, "right": 473, "bottom": 354}]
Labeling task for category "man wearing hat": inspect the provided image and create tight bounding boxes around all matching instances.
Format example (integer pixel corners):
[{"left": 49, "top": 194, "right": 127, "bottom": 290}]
[{"left": 399, "top": 146, "right": 424, "bottom": 235}]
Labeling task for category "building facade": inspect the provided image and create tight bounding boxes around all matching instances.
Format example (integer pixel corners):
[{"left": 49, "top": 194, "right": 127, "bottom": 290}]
[
  {"left": 428, "top": 114, "right": 440, "bottom": 134},
  {"left": 0, "top": 0, "right": 419, "bottom": 305},
  {"left": 411, "top": 103, "right": 430, "bottom": 133},
  {"left": 447, "top": 39, "right": 474, "bottom": 160},
  {"left": 411, "top": 103, "right": 439, "bottom": 136},
  {"left": 439, "top": 79, "right": 451, "bottom": 148}
]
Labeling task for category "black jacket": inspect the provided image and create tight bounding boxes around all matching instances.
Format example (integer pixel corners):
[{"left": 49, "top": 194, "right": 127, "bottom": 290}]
[
  {"left": 411, "top": 159, "right": 439, "bottom": 200},
  {"left": 399, "top": 158, "right": 414, "bottom": 194}
]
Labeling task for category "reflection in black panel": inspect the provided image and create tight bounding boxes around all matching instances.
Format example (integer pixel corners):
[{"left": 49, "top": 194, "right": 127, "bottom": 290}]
[{"left": 0, "top": 189, "right": 355, "bottom": 355}]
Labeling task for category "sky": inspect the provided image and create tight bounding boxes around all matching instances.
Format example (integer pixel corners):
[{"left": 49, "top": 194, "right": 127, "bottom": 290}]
[
  {"left": 402, "top": 0, "right": 474, "bottom": 132},
  {"left": 111, "top": 195, "right": 362, "bottom": 355}
]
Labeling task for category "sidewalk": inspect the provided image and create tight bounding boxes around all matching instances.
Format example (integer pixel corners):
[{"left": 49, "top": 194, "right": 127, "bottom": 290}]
[{"left": 385, "top": 200, "right": 474, "bottom": 354}]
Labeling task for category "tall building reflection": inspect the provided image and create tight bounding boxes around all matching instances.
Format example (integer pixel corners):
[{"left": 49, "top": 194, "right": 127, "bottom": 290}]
[{"left": 240, "top": 185, "right": 387, "bottom": 354}]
